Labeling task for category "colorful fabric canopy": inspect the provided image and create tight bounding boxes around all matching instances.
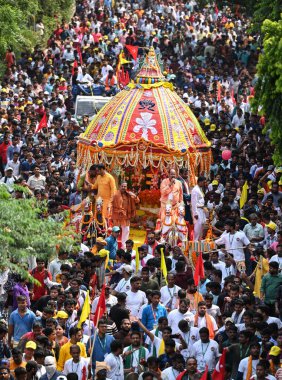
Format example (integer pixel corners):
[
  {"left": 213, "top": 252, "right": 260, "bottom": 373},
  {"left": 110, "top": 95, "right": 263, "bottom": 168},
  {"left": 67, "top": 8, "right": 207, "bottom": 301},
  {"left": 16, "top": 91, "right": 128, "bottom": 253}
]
[{"left": 78, "top": 47, "right": 211, "bottom": 182}]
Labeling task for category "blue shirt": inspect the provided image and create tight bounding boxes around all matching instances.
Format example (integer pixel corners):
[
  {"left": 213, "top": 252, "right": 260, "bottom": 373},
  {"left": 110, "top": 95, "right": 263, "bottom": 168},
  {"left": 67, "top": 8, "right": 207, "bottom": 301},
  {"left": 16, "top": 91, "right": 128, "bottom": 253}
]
[
  {"left": 141, "top": 304, "right": 167, "bottom": 331},
  {"left": 9, "top": 309, "right": 36, "bottom": 342},
  {"left": 87, "top": 333, "right": 114, "bottom": 368},
  {"left": 105, "top": 235, "right": 118, "bottom": 260}
]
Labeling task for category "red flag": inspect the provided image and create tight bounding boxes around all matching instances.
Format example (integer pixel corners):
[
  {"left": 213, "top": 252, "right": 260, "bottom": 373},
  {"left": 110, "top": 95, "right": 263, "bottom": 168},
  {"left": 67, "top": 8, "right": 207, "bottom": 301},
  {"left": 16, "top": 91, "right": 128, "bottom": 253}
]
[
  {"left": 217, "top": 82, "right": 221, "bottom": 102},
  {"left": 93, "top": 283, "right": 106, "bottom": 325},
  {"left": 125, "top": 45, "right": 138, "bottom": 60},
  {"left": 77, "top": 46, "right": 83, "bottom": 65},
  {"left": 230, "top": 88, "right": 236, "bottom": 105},
  {"left": 200, "top": 366, "right": 209, "bottom": 380},
  {"left": 81, "top": 365, "right": 87, "bottom": 380},
  {"left": 193, "top": 252, "right": 205, "bottom": 286},
  {"left": 72, "top": 60, "right": 78, "bottom": 75},
  {"left": 211, "top": 349, "right": 226, "bottom": 380},
  {"left": 35, "top": 112, "right": 47, "bottom": 133}
]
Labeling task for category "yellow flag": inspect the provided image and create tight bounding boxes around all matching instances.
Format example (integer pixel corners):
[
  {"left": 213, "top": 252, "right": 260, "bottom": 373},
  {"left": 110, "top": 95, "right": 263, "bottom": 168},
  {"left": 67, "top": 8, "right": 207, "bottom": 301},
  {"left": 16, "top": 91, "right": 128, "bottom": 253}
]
[
  {"left": 160, "top": 248, "right": 167, "bottom": 284},
  {"left": 77, "top": 291, "right": 90, "bottom": 328},
  {"left": 254, "top": 256, "right": 269, "bottom": 297},
  {"left": 135, "top": 247, "right": 140, "bottom": 274},
  {"left": 120, "top": 57, "right": 131, "bottom": 65},
  {"left": 240, "top": 181, "right": 248, "bottom": 209}
]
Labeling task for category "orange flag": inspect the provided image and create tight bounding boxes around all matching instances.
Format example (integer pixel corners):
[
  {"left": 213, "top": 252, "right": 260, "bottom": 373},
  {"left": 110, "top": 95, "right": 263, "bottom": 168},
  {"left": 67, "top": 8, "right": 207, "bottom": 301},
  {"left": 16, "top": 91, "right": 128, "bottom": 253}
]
[{"left": 193, "top": 252, "right": 205, "bottom": 286}]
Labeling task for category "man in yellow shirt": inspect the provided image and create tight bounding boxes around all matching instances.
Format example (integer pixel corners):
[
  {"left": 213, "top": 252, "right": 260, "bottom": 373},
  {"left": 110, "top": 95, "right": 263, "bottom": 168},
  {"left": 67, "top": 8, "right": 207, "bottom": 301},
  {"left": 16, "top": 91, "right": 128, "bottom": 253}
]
[
  {"left": 57, "top": 327, "right": 87, "bottom": 371},
  {"left": 91, "top": 164, "right": 116, "bottom": 219},
  {"left": 9, "top": 348, "right": 26, "bottom": 377}
]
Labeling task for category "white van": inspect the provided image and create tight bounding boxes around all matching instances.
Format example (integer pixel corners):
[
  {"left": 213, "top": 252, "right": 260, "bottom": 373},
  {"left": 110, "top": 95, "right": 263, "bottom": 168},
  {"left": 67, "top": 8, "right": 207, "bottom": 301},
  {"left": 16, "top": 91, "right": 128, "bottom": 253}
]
[{"left": 75, "top": 95, "right": 112, "bottom": 120}]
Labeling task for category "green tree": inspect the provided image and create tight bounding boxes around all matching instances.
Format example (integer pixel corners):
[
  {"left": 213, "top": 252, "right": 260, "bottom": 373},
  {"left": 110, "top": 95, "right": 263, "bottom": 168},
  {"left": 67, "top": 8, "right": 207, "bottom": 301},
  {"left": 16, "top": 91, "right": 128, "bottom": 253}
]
[
  {"left": 252, "top": 17, "right": 282, "bottom": 165},
  {"left": 252, "top": 0, "right": 281, "bottom": 32},
  {"left": 0, "top": 186, "right": 75, "bottom": 279}
]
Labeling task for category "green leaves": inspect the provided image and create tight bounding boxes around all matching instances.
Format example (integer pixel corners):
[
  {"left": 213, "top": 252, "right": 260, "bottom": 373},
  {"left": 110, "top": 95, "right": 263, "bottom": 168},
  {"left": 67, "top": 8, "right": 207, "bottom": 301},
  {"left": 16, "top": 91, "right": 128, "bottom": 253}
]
[
  {"left": 253, "top": 17, "right": 282, "bottom": 165},
  {"left": 0, "top": 0, "right": 74, "bottom": 60},
  {"left": 0, "top": 186, "right": 76, "bottom": 277}
]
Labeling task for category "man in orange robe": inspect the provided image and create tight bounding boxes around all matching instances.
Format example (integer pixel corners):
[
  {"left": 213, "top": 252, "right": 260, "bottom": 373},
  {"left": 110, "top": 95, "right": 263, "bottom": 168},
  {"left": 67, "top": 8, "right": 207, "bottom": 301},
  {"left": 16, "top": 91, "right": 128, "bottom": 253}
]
[
  {"left": 91, "top": 164, "right": 116, "bottom": 218},
  {"left": 160, "top": 169, "right": 183, "bottom": 219},
  {"left": 110, "top": 182, "right": 139, "bottom": 248}
]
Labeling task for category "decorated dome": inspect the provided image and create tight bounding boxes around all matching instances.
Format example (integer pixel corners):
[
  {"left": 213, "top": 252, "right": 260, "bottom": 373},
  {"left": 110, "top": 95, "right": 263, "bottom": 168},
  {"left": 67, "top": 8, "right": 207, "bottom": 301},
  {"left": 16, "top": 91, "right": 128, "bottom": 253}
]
[{"left": 78, "top": 47, "right": 211, "bottom": 180}]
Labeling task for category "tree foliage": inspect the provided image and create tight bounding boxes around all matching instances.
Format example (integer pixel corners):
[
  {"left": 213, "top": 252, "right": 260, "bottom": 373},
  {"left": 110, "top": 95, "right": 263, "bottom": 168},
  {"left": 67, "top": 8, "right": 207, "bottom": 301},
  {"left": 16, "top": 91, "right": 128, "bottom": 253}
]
[
  {"left": 252, "top": 0, "right": 282, "bottom": 32},
  {"left": 252, "top": 17, "right": 282, "bottom": 165},
  {"left": 0, "top": 0, "right": 73, "bottom": 58},
  {"left": 0, "top": 186, "right": 76, "bottom": 279}
]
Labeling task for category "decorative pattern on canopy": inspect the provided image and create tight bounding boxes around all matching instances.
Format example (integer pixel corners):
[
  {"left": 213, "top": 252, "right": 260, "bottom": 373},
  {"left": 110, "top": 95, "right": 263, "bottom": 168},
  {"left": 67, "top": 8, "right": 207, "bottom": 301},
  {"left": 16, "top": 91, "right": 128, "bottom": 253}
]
[{"left": 77, "top": 47, "right": 211, "bottom": 184}]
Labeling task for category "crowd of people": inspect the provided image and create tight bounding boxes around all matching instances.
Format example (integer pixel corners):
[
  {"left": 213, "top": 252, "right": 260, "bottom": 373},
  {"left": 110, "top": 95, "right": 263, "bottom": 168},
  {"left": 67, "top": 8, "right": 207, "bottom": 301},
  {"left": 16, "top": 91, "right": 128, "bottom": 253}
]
[{"left": 0, "top": 0, "right": 282, "bottom": 379}]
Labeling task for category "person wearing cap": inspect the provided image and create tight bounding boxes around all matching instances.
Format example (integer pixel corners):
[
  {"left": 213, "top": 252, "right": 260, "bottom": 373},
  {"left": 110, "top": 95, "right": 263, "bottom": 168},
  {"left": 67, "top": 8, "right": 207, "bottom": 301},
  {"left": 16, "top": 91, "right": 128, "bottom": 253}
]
[
  {"left": 268, "top": 346, "right": 281, "bottom": 376},
  {"left": 263, "top": 221, "right": 277, "bottom": 249},
  {"left": 0, "top": 167, "right": 16, "bottom": 193},
  {"left": 260, "top": 262, "right": 282, "bottom": 315},
  {"left": 105, "top": 226, "right": 120, "bottom": 260},
  {"left": 112, "top": 265, "right": 133, "bottom": 296},
  {"left": 94, "top": 362, "right": 110, "bottom": 380},
  {"left": 22, "top": 342, "right": 36, "bottom": 363},
  {"left": 110, "top": 182, "right": 139, "bottom": 249}
]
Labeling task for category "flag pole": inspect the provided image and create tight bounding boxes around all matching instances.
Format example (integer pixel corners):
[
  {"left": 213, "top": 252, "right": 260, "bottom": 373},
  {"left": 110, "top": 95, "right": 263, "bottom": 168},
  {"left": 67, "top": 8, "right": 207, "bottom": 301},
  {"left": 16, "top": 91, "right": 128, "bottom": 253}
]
[{"left": 89, "top": 307, "right": 101, "bottom": 366}]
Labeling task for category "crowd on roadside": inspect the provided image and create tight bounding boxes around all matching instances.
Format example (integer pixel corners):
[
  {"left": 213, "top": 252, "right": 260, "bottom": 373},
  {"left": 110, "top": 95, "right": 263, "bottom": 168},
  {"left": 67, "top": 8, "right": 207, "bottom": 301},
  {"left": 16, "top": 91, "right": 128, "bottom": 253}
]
[{"left": 0, "top": 0, "right": 282, "bottom": 379}]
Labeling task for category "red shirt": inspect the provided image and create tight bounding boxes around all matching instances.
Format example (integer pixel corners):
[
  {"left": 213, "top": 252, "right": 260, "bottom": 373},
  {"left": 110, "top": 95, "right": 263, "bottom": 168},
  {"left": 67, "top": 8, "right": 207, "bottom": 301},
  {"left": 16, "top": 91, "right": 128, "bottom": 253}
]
[
  {"left": 0, "top": 141, "right": 11, "bottom": 164},
  {"left": 30, "top": 268, "right": 52, "bottom": 301}
]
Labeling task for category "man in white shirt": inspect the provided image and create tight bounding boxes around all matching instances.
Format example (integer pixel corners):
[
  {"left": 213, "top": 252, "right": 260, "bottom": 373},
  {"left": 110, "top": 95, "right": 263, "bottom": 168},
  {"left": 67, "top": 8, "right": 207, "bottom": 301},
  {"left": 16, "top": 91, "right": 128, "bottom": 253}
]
[
  {"left": 105, "top": 340, "right": 124, "bottom": 380},
  {"left": 0, "top": 167, "right": 16, "bottom": 193},
  {"left": 27, "top": 166, "right": 46, "bottom": 191},
  {"left": 48, "top": 251, "right": 70, "bottom": 281},
  {"left": 161, "top": 353, "right": 185, "bottom": 380},
  {"left": 191, "top": 176, "right": 207, "bottom": 240},
  {"left": 269, "top": 244, "right": 282, "bottom": 270},
  {"left": 167, "top": 299, "right": 194, "bottom": 334},
  {"left": 125, "top": 276, "right": 147, "bottom": 317},
  {"left": 92, "top": 286, "right": 117, "bottom": 315},
  {"left": 160, "top": 273, "right": 181, "bottom": 311},
  {"left": 112, "top": 265, "right": 133, "bottom": 295},
  {"left": 193, "top": 302, "right": 218, "bottom": 338},
  {"left": 178, "top": 319, "right": 199, "bottom": 360},
  {"left": 191, "top": 327, "right": 219, "bottom": 372},
  {"left": 63, "top": 345, "right": 89, "bottom": 380},
  {"left": 237, "top": 343, "right": 260, "bottom": 380},
  {"left": 215, "top": 219, "right": 250, "bottom": 272},
  {"left": 204, "top": 294, "right": 221, "bottom": 323}
]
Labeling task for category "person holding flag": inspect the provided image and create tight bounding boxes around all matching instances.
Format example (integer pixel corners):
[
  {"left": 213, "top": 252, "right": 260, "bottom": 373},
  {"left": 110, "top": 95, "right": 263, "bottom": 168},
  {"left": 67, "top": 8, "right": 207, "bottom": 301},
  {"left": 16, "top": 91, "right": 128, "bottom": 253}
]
[
  {"left": 63, "top": 345, "right": 90, "bottom": 380},
  {"left": 87, "top": 318, "right": 114, "bottom": 374}
]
